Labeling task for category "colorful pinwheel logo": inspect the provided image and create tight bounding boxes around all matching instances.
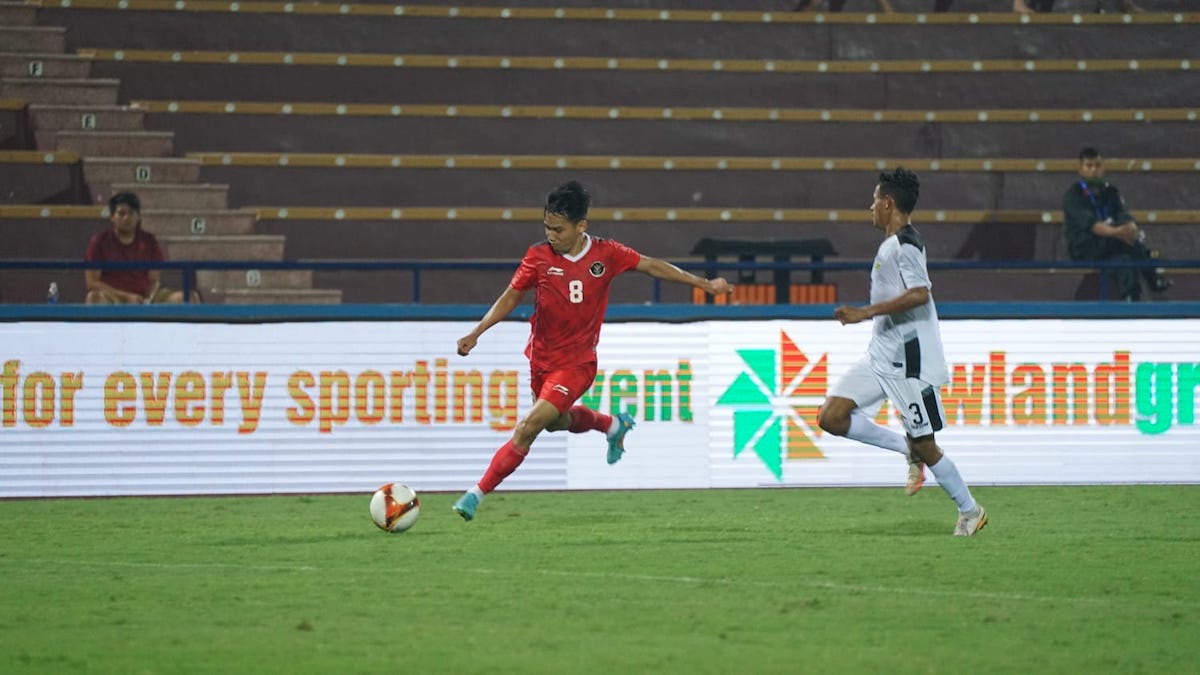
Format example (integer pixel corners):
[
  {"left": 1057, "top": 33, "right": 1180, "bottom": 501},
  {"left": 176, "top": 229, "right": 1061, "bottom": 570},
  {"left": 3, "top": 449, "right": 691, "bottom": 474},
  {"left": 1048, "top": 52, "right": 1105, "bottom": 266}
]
[{"left": 715, "top": 331, "right": 828, "bottom": 479}]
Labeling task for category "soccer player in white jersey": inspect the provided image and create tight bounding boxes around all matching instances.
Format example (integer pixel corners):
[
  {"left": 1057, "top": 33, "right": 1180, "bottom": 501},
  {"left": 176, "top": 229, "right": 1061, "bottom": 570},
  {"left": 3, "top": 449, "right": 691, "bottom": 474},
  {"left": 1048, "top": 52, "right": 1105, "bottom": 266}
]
[{"left": 817, "top": 167, "right": 987, "bottom": 536}]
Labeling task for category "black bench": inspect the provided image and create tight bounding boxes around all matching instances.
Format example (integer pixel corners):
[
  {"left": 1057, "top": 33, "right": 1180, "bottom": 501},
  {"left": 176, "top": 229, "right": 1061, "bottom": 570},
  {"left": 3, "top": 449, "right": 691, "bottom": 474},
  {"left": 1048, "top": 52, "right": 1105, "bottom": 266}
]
[{"left": 691, "top": 237, "right": 838, "bottom": 305}]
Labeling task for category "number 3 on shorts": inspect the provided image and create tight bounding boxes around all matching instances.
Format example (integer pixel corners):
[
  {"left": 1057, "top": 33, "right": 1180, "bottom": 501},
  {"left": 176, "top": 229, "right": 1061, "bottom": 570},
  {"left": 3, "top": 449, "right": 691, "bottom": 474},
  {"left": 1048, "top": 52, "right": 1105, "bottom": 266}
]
[{"left": 907, "top": 402, "right": 925, "bottom": 426}]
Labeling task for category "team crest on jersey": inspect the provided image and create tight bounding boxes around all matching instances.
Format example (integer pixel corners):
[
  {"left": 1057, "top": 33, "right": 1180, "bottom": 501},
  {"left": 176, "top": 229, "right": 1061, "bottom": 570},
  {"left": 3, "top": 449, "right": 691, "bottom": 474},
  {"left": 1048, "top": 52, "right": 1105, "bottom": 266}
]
[{"left": 589, "top": 262, "right": 605, "bottom": 277}]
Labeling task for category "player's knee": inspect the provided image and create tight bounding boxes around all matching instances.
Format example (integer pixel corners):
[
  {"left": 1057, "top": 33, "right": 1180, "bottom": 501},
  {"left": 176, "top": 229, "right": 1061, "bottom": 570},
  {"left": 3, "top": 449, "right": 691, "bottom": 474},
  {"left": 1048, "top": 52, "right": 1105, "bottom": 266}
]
[
  {"left": 817, "top": 406, "right": 849, "bottom": 436},
  {"left": 543, "top": 411, "right": 570, "bottom": 433},
  {"left": 513, "top": 416, "right": 547, "bottom": 444}
]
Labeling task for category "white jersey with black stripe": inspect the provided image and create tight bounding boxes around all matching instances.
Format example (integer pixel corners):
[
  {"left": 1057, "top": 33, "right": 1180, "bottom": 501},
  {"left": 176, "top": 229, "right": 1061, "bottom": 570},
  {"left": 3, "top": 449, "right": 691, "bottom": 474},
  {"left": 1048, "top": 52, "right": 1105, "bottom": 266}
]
[{"left": 866, "top": 224, "right": 950, "bottom": 385}]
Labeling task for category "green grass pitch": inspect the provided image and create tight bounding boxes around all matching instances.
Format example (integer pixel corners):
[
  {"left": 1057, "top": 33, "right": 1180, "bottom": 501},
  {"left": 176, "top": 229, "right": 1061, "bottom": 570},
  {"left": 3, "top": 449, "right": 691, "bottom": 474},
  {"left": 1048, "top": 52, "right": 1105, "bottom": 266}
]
[{"left": 2, "top": 486, "right": 1197, "bottom": 674}]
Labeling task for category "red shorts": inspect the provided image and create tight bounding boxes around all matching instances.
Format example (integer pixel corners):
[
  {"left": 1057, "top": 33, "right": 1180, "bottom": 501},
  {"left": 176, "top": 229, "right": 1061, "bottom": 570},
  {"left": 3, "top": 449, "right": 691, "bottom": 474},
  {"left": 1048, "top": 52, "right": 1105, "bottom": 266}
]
[{"left": 530, "top": 362, "right": 598, "bottom": 414}]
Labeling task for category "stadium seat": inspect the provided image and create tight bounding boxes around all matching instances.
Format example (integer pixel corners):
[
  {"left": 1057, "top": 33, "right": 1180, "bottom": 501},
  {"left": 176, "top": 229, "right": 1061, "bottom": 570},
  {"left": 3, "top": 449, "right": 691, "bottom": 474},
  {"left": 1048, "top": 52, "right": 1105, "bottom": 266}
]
[{"left": 1, "top": 0, "right": 1196, "bottom": 303}]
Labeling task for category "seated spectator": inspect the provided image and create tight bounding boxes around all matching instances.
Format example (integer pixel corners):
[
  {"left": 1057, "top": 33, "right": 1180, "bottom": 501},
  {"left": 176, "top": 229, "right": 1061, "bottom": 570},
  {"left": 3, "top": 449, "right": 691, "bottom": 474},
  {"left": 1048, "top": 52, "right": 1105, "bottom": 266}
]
[
  {"left": 1063, "top": 147, "right": 1170, "bottom": 301},
  {"left": 85, "top": 192, "right": 200, "bottom": 304}
]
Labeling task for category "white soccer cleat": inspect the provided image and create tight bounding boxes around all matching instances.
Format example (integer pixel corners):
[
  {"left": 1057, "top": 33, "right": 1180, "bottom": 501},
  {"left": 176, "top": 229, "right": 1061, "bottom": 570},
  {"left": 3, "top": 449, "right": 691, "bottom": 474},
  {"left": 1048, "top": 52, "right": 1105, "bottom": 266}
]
[
  {"left": 905, "top": 453, "right": 925, "bottom": 496},
  {"left": 953, "top": 504, "right": 988, "bottom": 537}
]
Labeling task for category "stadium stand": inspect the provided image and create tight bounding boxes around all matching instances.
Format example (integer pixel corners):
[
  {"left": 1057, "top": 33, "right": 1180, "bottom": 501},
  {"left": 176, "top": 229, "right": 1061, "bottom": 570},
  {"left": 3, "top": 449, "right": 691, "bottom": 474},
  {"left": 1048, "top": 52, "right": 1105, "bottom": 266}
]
[
  {"left": 0, "top": 5, "right": 343, "bottom": 303},
  {"left": 1, "top": 0, "right": 1196, "bottom": 303}
]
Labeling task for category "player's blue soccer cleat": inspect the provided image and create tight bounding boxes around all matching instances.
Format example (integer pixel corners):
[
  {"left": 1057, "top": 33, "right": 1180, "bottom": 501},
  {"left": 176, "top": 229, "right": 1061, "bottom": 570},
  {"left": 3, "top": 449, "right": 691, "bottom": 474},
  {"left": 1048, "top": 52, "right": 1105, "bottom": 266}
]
[
  {"left": 452, "top": 491, "right": 479, "bottom": 521},
  {"left": 606, "top": 412, "right": 636, "bottom": 465}
]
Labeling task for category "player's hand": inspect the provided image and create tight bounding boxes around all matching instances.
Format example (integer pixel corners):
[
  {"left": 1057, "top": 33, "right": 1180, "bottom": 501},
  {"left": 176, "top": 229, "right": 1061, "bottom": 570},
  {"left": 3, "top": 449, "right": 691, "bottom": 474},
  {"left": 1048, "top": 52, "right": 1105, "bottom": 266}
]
[
  {"left": 1116, "top": 223, "right": 1140, "bottom": 246},
  {"left": 456, "top": 335, "right": 477, "bottom": 356},
  {"left": 706, "top": 277, "right": 733, "bottom": 295},
  {"left": 833, "top": 305, "right": 870, "bottom": 325}
]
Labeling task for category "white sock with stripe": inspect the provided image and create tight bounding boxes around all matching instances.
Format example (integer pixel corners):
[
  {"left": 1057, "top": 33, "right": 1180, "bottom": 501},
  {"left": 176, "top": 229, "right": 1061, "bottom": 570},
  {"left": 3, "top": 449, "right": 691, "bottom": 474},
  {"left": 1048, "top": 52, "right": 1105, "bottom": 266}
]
[{"left": 845, "top": 408, "right": 907, "bottom": 455}]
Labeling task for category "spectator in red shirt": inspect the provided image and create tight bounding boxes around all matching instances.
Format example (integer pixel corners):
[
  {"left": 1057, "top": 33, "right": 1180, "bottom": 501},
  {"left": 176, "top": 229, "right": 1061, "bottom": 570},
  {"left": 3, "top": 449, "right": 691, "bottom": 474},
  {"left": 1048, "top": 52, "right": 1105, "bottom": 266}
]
[
  {"left": 451, "top": 181, "right": 732, "bottom": 521},
  {"left": 84, "top": 192, "right": 197, "bottom": 304}
]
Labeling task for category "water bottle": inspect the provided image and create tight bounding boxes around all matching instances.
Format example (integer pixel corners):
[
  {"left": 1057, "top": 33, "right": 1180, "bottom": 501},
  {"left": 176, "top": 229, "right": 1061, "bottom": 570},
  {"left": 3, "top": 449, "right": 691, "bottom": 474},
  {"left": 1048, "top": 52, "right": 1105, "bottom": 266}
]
[{"left": 47, "top": 282, "right": 59, "bottom": 304}]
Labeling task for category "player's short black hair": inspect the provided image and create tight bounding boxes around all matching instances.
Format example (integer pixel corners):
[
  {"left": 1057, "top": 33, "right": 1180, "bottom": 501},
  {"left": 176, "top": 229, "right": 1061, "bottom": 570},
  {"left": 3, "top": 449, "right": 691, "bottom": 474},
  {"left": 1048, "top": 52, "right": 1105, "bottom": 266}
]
[
  {"left": 545, "top": 181, "right": 590, "bottom": 223},
  {"left": 108, "top": 191, "right": 141, "bottom": 213},
  {"left": 1079, "top": 147, "right": 1101, "bottom": 161},
  {"left": 878, "top": 167, "right": 920, "bottom": 215}
]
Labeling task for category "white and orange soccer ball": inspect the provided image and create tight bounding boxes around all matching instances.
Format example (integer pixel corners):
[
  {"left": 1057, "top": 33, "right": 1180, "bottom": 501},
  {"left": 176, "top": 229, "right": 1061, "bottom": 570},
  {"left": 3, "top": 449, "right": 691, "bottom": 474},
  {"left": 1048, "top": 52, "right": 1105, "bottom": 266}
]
[{"left": 369, "top": 483, "right": 421, "bottom": 533}]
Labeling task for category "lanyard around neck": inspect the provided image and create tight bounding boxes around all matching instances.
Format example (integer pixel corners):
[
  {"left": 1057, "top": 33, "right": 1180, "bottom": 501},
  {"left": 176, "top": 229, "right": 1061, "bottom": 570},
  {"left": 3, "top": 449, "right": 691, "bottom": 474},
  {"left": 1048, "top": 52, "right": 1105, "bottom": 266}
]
[{"left": 1078, "top": 180, "right": 1109, "bottom": 221}]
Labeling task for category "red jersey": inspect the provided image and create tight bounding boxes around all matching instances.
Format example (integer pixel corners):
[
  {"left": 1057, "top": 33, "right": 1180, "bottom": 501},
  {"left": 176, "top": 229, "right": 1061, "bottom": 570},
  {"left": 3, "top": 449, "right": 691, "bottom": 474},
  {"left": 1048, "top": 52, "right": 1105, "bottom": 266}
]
[
  {"left": 510, "top": 235, "right": 642, "bottom": 371},
  {"left": 84, "top": 227, "right": 164, "bottom": 296}
]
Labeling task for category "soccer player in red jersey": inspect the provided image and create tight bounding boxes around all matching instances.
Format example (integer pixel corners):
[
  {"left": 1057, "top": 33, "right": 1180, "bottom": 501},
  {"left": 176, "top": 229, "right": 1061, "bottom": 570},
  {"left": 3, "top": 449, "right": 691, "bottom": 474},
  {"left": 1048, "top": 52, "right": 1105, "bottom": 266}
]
[{"left": 452, "top": 181, "right": 732, "bottom": 521}]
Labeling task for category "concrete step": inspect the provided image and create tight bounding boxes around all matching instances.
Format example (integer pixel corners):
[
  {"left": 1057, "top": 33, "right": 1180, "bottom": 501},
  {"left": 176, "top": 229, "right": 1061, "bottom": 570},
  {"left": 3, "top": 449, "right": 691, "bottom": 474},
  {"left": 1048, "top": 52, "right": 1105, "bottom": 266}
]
[
  {"left": 107, "top": 182, "right": 228, "bottom": 210},
  {"left": 141, "top": 208, "right": 256, "bottom": 236},
  {"left": 28, "top": 104, "right": 146, "bottom": 133},
  {"left": 0, "top": 53, "right": 92, "bottom": 79},
  {"left": 160, "top": 234, "right": 284, "bottom": 261},
  {"left": 219, "top": 288, "right": 343, "bottom": 305},
  {"left": 116, "top": 62, "right": 1199, "bottom": 110},
  {"left": 153, "top": 110, "right": 1200, "bottom": 160},
  {"left": 0, "top": 27, "right": 66, "bottom": 54},
  {"left": 83, "top": 157, "right": 201, "bottom": 197},
  {"left": 49, "top": 130, "right": 173, "bottom": 156},
  {"left": 196, "top": 268, "right": 314, "bottom": 292},
  {"left": 0, "top": 77, "right": 119, "bottom": 105},
  {"left": 0, "top": 103, "right": 18, "bottom": 147},
  {"left": 38, "top": 3, "right": 1195, "bottom": 60},
  {"left": 201, "top": 161, "right": 1200, "bottom": 213},
  {"left": 0, "top": 3, "right": 37, "bottom": 27},
  {"left": 0, "top": 158, "right": 83, "bottom": 204}
]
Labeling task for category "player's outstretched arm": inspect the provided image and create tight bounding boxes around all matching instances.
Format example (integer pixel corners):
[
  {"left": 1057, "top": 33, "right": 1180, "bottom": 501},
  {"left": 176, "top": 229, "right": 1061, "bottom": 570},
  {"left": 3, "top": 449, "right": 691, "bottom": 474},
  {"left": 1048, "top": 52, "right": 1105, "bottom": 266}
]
[
  {"left": 834, "top": 286, "right": 929, "bottom": 325},
  {"left": 457, "top": 286, "right": 526, "bottom": 356},
  {"left": 635, "top": 255, "right": 732, "bottom": 296}
]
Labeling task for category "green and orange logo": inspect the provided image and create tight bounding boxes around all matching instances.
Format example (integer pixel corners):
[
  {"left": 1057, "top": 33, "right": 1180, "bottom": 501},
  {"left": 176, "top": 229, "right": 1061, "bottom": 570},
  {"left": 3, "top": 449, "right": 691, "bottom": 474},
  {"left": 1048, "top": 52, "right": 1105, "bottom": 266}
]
[{"left": 715, "top": 331, "right": 827, "bottom": 479}]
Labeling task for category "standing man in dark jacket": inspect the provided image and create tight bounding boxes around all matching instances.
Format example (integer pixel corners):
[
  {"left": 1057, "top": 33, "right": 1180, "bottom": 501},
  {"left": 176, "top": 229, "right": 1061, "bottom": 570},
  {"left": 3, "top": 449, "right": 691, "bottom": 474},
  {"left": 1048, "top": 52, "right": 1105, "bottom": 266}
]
[{"left": 1063, "top": 147, "right": 1169, "bottom": 301}]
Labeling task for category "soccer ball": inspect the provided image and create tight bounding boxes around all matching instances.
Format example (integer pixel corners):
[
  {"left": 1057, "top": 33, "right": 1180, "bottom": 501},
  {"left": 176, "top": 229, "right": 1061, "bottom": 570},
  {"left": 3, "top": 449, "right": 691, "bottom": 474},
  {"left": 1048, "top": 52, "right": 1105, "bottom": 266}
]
[{"left": 369, "top": 483, "right": 421, "bottom": 533}]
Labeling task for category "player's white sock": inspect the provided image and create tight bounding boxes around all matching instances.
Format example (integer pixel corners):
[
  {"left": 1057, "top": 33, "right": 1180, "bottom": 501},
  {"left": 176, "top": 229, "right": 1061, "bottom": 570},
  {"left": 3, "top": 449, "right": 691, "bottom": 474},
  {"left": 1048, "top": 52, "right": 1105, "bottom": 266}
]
[
  {"left": 845, "top": 408, "right": 907, "bottom": 455},
  {"left": 468, "top": 486, "right": 485, "bottom": 502},
  {"left": 928, "top": 456, "right": 977, "bottom": 513}
]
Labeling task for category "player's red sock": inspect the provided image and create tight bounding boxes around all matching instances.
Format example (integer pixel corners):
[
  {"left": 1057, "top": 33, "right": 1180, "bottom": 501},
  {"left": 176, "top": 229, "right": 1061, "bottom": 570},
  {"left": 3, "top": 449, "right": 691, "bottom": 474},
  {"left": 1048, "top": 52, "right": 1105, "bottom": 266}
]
[
  {"left": 567, "top": 405, "right": 613, "bottom": 434},
  {"left": 478, "top": 440, "right": 528, "bottom": 493}
]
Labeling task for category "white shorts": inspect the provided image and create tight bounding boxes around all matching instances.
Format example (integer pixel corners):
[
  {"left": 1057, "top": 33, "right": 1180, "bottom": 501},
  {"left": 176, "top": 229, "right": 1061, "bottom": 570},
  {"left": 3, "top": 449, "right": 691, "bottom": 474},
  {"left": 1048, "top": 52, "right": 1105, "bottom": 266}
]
[{"left": 828, "top": 357, "right": 946, "bottom": 438}]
